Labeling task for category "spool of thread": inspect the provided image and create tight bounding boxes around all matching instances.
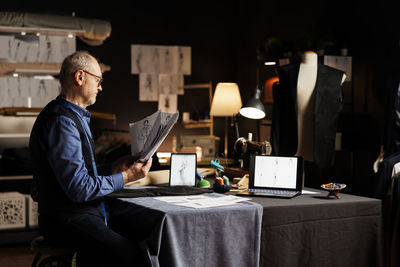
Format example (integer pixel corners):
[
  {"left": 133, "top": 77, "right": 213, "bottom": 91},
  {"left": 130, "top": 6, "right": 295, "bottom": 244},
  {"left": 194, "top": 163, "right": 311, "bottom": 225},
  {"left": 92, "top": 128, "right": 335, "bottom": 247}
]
[
  {"left": 197, "top": 179, "right": 210, "bottom": 188},
  {"left": 223, "top": 176, "right": 230, "bottom": 185}
]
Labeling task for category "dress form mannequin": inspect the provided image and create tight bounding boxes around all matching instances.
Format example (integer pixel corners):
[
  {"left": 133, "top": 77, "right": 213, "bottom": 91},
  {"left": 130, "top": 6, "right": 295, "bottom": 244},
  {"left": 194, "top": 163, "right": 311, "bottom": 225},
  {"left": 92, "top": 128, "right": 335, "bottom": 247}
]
[
  {"left": 296, "top": 51, "right": 318, "bottom": 161},
  {"left": 296, "top": 51, "right": 346, "bottom": 162}
]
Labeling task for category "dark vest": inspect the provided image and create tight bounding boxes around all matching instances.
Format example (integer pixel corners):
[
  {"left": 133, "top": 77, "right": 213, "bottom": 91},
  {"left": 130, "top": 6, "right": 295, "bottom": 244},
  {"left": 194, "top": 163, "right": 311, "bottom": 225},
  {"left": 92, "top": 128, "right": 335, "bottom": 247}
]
[
  {"left": 29, "top": 98, "right": 103, "bottom": 216},
  {"left": 271, "top": 63, "right": 344, "bottom": 168}
]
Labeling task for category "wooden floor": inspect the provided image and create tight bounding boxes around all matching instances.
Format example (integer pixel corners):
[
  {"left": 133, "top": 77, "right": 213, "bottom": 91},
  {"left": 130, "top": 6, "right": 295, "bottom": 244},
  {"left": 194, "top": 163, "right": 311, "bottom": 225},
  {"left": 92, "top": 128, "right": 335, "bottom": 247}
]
[{"left": 0, "top": 244, "right": 35, "bottom": 267}]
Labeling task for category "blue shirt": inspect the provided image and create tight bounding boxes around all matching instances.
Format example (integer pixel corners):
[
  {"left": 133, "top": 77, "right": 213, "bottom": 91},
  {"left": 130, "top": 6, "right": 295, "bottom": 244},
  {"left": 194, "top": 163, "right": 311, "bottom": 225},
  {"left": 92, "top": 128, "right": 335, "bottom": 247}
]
[{"left": 38, "top": 95, "right": 124, "bottom": 203}]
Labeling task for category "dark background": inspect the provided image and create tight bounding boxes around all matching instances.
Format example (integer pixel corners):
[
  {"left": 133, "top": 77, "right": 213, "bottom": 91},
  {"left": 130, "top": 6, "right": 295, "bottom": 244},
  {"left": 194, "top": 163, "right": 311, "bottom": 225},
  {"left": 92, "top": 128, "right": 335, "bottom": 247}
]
[{"left": 1, "top": 0, "right": 399, "bottom": 196}]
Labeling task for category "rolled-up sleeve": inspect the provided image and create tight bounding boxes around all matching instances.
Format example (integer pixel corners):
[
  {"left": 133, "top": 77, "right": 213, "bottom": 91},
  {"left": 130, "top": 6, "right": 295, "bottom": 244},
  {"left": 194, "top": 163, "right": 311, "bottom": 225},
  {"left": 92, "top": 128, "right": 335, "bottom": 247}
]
[{"left": 40, "top": 115, "right": 124, "bottom": 202}]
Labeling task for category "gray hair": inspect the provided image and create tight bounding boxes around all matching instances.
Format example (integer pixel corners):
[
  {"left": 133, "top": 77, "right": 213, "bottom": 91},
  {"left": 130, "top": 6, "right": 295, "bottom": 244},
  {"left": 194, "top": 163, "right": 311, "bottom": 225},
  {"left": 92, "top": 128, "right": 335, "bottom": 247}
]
[{"left": 59, "top": 51, "right": 97, "bottom": 88}]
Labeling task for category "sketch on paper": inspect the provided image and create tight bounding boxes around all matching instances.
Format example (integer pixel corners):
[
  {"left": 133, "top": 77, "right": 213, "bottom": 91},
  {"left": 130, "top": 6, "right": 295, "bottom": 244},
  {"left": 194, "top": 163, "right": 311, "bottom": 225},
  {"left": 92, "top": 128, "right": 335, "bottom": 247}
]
[
  {"left": 172, "top": 46, "right": 191, "bottom": 75},
  {"left": 131, "top": 44, "right": 191, "bottom": 103},
  {"left": 39, "top": 35, "right": 76, "bottom": 63},
  {"left": 169, "top": 154, "right": 196, "bottom": 186},
  {"left": 172, "top": 74, "right": 184, "bottom": 95},
  {"left": 30, "top": 78, "right": 60, "bottom": 107},
  {"left": 159, "top": 74, "right": 184, "bottom": 95},
  {"left": 131, "top": 45, "right": 160, "bottom": 74},
  {"left": 158, "top": 93, "right": 177, "bottom": 113},
  {"left": 0, "top": 77, "right": 8, "bottom": 107},
  {"left": 0, "top": 36, "right": 14, "bottom": 61},
  {"left": 159, "top": 46, "right": 174, "bottom": 74},
  {"left": 129, "top": 110, "right": 179, "bottom": 161},
  {"left": 139, "top": 73, "right": 159, "bottom": 101}
]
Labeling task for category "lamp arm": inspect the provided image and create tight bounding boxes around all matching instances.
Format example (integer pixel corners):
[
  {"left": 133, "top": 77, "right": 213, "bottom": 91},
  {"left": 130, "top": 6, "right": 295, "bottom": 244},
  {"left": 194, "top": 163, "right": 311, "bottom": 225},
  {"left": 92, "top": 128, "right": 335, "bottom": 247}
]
[{"left": 234, "top": 113, "right": 241, "bottom": 140}]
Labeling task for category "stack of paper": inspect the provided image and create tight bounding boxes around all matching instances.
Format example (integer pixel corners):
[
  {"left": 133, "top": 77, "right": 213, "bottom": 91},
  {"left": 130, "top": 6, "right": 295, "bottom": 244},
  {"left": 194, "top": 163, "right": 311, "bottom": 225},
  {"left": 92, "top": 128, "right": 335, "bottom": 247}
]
[{"left": 129, "top": 110, "right": 179, "bottom": 161}]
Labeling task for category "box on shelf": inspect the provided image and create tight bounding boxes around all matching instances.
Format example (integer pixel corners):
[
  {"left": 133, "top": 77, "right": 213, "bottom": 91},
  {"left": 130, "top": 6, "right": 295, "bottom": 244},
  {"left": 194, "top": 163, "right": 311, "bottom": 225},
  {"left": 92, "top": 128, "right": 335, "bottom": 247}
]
[{"left": 0, "top": 192, "right": 26, "bottom": 230}]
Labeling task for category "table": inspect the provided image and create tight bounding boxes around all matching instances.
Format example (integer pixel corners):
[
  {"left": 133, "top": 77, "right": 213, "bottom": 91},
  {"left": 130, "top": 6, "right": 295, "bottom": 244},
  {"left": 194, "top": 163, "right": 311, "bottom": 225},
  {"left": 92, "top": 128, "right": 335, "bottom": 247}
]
[
  {"left": 108, "top": 193, "right": 263, "bottom": 267},
  {"left": 249, "top": 188, "right": 383, "bottom": 267},
  {"left": 108, "top": 188, "right": 382, "bottom": 267}
]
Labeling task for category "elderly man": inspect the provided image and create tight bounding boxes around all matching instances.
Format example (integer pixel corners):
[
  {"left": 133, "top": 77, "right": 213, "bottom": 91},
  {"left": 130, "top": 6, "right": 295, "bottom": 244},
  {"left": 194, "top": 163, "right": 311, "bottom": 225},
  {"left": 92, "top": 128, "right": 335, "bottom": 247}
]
[{"left": 30, "top": 51, "right": 152, "bottom": 266}]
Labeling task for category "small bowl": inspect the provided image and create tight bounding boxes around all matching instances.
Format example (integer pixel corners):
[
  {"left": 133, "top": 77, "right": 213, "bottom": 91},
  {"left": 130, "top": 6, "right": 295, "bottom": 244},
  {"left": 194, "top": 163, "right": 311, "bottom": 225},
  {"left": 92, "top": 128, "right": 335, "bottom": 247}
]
[
  {"left": 321, "top": 183, "right": 346, "bottom": 199},
  {"left": 213, "top": 184, "right": 232, "bottom": 193}
]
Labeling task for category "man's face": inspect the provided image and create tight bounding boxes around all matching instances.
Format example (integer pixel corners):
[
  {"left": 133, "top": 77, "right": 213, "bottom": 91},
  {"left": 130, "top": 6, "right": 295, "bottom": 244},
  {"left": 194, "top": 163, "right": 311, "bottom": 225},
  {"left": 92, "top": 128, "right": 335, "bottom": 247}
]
[{"left": 81, "top": 60, "right": 103, "bottom": 107}]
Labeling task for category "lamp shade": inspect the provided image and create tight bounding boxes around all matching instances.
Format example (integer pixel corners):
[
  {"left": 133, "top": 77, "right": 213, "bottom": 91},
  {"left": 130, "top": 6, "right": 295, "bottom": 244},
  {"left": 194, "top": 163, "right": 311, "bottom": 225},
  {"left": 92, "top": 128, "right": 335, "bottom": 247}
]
[
  {"left": 210, "top": 83, "right": 242, "bottom": 117},
  {"left": 239, "top": 86, "right": 266, "bottom": 119}
]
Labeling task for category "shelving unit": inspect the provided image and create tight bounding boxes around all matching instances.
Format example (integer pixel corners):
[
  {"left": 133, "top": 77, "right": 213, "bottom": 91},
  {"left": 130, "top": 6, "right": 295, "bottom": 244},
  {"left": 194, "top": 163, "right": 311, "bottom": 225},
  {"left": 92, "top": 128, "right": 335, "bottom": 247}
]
[
  {"left": 0, "top": 23, "right": 113, "bottom": 244},
  {"left": 182, "top": 81, "right": 213, "bottom": 135}
]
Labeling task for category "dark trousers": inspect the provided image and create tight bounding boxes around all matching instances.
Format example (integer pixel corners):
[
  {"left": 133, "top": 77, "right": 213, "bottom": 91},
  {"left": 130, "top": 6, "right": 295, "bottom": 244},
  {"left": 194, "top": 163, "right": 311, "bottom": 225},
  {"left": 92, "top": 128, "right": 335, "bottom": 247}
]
[{"left": 39, "top": 211, "right": 146, "bottom": 267}]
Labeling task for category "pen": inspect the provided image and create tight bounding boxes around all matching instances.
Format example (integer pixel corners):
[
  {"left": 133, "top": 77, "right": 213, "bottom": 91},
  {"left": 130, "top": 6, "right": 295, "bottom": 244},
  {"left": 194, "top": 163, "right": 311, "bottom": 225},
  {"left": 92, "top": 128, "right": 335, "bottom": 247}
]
[{"left": 196, "top": 171, "right": 204, "bottom": 180}]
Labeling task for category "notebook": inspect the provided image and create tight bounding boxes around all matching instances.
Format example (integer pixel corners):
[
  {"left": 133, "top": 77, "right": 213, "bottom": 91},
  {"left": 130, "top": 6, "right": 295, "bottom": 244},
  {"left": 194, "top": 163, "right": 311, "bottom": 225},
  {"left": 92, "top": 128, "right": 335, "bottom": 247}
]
[{"left": 237, "top": 155, "right": 303, "bottom": 198}]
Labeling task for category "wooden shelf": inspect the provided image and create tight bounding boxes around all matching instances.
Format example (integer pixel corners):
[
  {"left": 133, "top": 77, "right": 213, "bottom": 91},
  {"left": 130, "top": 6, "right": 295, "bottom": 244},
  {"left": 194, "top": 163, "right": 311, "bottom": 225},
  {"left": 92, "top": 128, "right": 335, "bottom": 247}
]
[
  {"left": 0, "top": 62, "right": 110, "bottom": 76},
  {"left": 183, "top": 121, "right": 212, "bottom": 129},
  {"left": 0, "top": 25, "right": 85, "bottom": 37},
  {"left": 0, "top": 107, "right": 116, "bottom": 121},
  {"left": 0, "top": 175, "right": 33, "bottom": 181}
]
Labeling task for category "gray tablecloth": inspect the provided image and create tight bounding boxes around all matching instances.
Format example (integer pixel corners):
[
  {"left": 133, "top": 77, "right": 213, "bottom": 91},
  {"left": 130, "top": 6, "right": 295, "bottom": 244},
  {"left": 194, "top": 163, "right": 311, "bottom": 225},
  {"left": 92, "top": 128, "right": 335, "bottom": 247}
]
[
  {"left": 250, "top": 189, "right": 383, "bottom": 267},
  {"left": 114, "top": 193, "right": 263, "bottom": 267}
]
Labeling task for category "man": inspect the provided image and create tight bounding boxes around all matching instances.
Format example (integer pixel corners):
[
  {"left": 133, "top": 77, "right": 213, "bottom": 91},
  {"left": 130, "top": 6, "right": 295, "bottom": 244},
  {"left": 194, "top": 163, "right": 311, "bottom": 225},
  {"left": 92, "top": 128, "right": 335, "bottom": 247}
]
[{"left": 29, "top": 51, "right": 152, "bottom": 266}]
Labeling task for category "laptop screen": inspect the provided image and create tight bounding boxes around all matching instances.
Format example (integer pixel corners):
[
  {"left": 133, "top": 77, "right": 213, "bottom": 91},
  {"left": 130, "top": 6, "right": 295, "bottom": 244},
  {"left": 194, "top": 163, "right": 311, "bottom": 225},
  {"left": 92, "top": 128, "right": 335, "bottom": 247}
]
[{"left": 250, "top": 155, "right": 303, "bottom": 190}]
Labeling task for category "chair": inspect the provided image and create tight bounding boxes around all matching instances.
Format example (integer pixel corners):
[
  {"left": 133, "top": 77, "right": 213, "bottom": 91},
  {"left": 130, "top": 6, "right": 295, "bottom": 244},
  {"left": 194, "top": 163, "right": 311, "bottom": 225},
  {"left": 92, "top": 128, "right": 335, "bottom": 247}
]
[{"left": 31, "top": 235, "right": 76, "bottom": 267}]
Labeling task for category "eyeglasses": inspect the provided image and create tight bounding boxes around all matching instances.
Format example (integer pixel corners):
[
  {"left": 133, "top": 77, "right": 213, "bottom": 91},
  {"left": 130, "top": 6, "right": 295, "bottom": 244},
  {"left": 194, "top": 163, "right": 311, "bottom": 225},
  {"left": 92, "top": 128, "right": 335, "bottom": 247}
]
[{"left": 81, "top": 70, "right": 103, "bottom": 87}]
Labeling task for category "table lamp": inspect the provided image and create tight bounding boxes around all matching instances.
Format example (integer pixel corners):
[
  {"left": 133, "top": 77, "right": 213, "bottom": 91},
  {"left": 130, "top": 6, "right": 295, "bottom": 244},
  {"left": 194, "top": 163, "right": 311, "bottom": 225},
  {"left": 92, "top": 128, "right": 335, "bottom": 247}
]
[
  {"left": 234, "top": 85, "right": 266, "bottom": 139},
  {"left": 210, "top": 82, "right": 242, "bottom": 158},
  {"left": 239, "top": 86, "right": 265, "bottom": 119}
]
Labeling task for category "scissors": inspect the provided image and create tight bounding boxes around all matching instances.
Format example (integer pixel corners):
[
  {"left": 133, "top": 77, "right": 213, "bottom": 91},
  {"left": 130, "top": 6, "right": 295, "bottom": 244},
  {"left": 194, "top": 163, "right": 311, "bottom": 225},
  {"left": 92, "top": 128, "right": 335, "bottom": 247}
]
[{"left": 210, "top": 158, "right": 224, "bottom": 171}]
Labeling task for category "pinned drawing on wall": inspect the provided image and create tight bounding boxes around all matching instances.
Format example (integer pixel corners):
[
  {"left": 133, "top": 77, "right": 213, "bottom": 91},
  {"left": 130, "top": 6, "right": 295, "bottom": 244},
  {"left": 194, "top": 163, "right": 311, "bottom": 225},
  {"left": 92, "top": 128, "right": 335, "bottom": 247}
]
[
  {"left": 39, "top": 35, "right": 76, "bottom": 63},
  {"left": 0, "top": 77, "right": 60, "bottom": 108},
  {"left": 158, "top": 93, "right": 177, "bottom": 113},
  {"left": 139, "top": 73, "right": 159, "bottom": 101},
  {"left": 131, "top": 44, "right": 191, "bottom": 111}
]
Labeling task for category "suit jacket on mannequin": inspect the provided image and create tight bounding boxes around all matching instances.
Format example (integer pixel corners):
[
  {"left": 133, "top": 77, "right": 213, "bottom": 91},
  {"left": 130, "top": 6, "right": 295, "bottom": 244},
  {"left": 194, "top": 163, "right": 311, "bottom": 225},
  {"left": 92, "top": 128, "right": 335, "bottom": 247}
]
[{"left": 271, "top": 63, "right": 345, "bottom": 168}]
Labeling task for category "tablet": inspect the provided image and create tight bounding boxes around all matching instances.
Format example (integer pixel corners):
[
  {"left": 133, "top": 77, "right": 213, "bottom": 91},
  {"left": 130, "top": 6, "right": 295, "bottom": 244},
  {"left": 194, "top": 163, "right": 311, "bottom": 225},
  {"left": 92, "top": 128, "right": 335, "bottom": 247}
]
[{"left": 169, "top": 153, "right": 197, "bottom": 186}]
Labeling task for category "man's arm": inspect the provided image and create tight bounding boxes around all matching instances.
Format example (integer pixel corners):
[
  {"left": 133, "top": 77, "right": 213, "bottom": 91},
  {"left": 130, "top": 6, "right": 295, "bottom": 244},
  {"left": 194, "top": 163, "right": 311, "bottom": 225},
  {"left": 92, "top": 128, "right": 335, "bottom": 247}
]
[{"left": 41, "top": 115, "right": 124, "bottom": 202}]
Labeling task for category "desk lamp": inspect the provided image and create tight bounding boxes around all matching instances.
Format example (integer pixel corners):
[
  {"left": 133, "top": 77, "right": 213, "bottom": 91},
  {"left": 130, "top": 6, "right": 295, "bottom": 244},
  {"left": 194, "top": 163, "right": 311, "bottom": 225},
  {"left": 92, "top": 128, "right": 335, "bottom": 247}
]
[
  {"left": 234, "top": 85, "right": 266, "bottom": 139},
  {"left": 210, "top": 83, "right": 242, "bottom": 158}
]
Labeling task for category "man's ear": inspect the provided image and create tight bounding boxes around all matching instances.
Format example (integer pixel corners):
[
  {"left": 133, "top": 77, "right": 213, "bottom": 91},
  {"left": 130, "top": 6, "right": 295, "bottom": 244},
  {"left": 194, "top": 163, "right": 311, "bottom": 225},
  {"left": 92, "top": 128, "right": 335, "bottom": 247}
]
[{"left": 74, "top": 70, "right": 84, "bottom": 86}]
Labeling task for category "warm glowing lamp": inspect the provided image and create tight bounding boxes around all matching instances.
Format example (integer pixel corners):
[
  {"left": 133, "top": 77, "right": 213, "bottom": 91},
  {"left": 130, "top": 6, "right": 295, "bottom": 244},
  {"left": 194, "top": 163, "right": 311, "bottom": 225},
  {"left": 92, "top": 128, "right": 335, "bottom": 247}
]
[{"left": 210, "top": 83, "right": 242, "bottom": 157}]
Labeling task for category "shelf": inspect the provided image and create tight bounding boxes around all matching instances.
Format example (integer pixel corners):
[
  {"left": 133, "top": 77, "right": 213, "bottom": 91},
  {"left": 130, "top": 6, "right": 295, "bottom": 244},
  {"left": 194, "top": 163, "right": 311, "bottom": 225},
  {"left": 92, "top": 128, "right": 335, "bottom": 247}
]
[
  {"left": 183, "top": 120, "right": 212, "bottom": 129},
  {"left": 0, "top": 175, "right": 33, "bottom": 181},
  {"left": 0, "top": 25, "right": 85, "bottom": 37},
  {"left": 0, "top": 62, "right": 111, "bottom": 76},
  {"left": 0, "top": 107, "right": 116, "bottom": 121}
]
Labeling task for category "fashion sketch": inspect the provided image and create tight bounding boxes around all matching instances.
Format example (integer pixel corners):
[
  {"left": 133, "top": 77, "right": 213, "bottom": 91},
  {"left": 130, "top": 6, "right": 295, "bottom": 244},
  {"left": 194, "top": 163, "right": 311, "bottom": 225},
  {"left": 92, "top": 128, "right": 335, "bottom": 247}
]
[
  {"left": 139, "top": 73, "right": 159, "bottom": 101},
  {"left": 170, "top": 154, "right": 196, "bottom": 186}
]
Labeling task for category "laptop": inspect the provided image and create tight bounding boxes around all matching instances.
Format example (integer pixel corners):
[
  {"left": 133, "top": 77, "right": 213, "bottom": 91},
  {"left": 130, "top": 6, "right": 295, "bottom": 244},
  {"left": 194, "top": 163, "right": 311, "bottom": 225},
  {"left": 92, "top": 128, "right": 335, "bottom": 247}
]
[{"left": 237, "top": 155, "right": 303, "bottom": 198}]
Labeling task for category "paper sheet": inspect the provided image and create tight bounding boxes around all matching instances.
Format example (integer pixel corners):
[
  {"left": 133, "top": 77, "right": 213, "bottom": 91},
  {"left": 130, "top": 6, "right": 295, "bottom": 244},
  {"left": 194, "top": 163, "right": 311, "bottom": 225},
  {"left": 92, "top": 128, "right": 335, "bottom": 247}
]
[
  {"left": 129, "top": 110, "right": 179, "bottom": 161},
  {"left": 153, "top": 195, "right": 251, "bottom": 209}
]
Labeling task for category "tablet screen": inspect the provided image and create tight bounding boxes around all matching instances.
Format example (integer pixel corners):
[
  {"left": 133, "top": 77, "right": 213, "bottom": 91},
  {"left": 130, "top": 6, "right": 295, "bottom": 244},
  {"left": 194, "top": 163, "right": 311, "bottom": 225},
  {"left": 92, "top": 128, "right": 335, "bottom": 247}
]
[{"left": 169, "top": 153, "right": 197, "bottom": 186}]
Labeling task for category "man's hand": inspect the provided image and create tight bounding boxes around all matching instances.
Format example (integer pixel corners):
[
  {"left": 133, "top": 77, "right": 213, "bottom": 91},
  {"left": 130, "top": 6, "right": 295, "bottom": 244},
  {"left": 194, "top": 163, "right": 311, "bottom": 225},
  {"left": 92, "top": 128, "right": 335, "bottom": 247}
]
[{"left": 122, "top": 158, "right": 153, "bottom": 184}]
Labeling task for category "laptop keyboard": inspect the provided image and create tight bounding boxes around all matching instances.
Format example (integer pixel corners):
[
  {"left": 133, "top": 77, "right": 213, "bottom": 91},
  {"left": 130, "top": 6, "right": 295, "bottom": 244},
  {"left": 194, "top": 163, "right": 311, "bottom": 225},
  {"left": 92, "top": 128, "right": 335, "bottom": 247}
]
[{"left": 248, "top": 188, "right": 298, "bottom": 197}]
